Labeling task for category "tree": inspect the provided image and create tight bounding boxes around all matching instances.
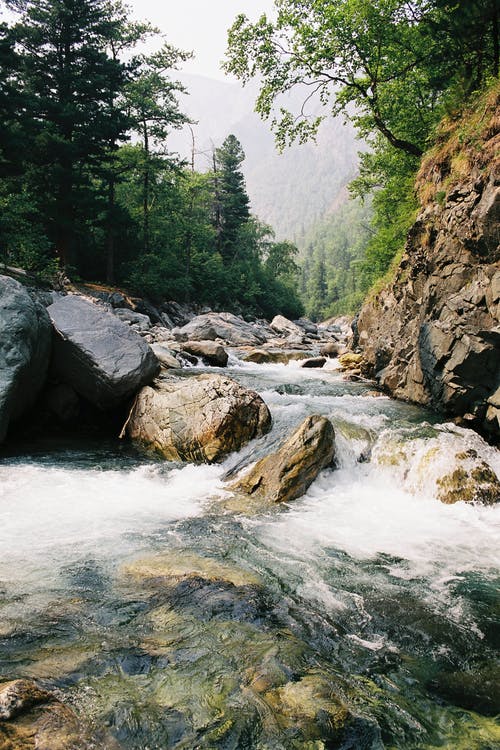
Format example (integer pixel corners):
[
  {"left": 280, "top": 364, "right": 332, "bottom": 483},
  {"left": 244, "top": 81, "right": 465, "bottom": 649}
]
[
  {"left": 124, "top": 44, "right": 190, "bottom": 253},
  {"left": 8, "top": 0, "right": 130, "bottom": 267},
  {"left": 225, "top": 0, "right": 499, "bottom": 159},
  {"left": 213, "top": 134, "right": 250, "bottom": 262}
]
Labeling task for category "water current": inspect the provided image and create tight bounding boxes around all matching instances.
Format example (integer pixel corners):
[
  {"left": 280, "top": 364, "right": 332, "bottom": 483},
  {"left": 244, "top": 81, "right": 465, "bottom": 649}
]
[{"left": 1, "top": 358, "right": 499, "bottom": 749}]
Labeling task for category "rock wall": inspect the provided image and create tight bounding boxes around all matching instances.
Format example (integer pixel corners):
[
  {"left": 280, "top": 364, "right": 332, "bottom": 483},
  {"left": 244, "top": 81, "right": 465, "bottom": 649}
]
[{"left": 357, "top": 89, "right": 500, "bottom": 440}]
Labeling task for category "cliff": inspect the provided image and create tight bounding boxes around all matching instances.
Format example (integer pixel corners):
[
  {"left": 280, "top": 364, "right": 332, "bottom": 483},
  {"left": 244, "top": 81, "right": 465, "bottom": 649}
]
[{"left": 357, "top": 84, "right": 500, "bottom": 441}]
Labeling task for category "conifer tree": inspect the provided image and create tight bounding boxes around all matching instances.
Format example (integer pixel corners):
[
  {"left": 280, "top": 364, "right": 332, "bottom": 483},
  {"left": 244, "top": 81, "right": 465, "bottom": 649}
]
[{"left": 213, "top": 134, "right": 250, "bottom": 263}]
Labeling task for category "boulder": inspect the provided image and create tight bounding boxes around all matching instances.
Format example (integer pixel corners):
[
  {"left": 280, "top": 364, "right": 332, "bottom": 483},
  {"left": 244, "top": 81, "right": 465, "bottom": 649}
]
[
  {"left": 320, "top": 341, "right": 343, "bottom": 358},
  {"left": 150, "top": 343, "right": 180, "bottom": 369},
  {"left": 123, "top": 373, "right": 271, "bottom": 463},
  {"left": 293, "top": 318, "right": 318, "bottom": 335},
  {"left": 181, "top": 340, "right": 228, "bottom": 367},
  {"left": 270, "top": 315, "right": 303, "bottom": 337},
  {"left": 47, "top": 295, "right": 160, "bottom": 410},
  {"left": 173, "top": 312, "right": 268, "bottom": 346},
  {"left": 113, "top": 308, "right": 151, "bottom": 331},
  {"left": 300, "top": 357, "right": 326, "bottom": 369},
  {"left": 0, "top": 276, "right": 52, "bottom": 442},
  {"left": 231, "top": 414, "right": 335, "bottom": 503}
]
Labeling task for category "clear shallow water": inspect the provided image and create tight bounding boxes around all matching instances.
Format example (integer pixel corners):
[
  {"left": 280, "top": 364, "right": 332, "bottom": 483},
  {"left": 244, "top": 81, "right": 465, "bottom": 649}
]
[{"left": 1, "top": 360, "right": 499, "bottom": 749}]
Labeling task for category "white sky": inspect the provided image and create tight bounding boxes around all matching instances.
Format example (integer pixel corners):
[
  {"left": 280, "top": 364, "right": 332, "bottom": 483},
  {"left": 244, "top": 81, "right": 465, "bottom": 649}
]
[{"left": 127, "top": 0, "right": 276, "bottom": 80}]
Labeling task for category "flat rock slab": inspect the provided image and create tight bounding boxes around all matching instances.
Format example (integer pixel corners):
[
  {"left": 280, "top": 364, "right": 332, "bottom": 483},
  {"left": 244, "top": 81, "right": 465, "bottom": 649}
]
[
  {"left": 0, "top": 276, "right": 52, "bottom": 442},
  {"left": 124, "top": 373, "right": 272, "bottom": 463},
  {"left": 48, "top": 295, "right": 160, "bottom": 409},
  {"left": 231, "top": 414, "right": 335, "bottom": 503}
]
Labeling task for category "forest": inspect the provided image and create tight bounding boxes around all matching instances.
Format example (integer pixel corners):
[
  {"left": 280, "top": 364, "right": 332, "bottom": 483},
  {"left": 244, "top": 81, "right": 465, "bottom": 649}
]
[
  {"left": 224, "top": 0, "right": 499, "bottom": 319},
  {"left": 0, "top": 0, "right": 303, "bottom": 319},
  {"left": 1, "top": 0, "right": 499, "bottom": 321}
]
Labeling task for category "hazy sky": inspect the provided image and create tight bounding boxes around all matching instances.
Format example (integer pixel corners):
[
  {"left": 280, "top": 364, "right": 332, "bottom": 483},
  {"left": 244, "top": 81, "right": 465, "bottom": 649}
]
[{"left": 127, "top": 0, "right": 276, "bottom": 80}]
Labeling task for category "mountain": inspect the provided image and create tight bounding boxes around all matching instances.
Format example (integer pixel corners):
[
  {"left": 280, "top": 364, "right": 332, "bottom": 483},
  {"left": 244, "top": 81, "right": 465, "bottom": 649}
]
[{"left": 168, "top": 74, "right": 361, "bottom": 245}]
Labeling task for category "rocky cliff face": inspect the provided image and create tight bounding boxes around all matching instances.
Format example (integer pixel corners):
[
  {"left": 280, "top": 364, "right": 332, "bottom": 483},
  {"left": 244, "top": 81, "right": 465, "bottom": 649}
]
[{"left": 357, "top": 86, "right": 500, "bottom": 441}]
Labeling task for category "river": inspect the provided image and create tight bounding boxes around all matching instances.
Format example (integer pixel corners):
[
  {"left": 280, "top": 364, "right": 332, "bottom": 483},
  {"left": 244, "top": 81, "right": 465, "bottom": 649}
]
[{"left": 1, "top": 357, "right": 499, "bottom": 749}]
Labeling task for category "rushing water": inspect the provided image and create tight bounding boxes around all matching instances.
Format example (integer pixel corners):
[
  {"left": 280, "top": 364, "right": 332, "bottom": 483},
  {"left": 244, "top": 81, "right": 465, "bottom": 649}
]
[{"left": 1, "top": 359, "right": 499, "bottom": 749}]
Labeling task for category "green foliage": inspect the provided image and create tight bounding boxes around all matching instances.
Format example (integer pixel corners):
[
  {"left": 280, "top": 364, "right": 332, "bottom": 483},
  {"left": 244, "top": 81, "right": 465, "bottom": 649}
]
[
  {"left": 0, "top": 1, "right": 303, "bottom": 319},
  {"left": 226, "top": 0, "right": 499, "bottom": 317}
]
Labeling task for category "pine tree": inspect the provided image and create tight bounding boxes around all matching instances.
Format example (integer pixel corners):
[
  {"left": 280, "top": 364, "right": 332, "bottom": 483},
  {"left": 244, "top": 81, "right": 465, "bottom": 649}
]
[
  {"left": 10, "top": 0, "right": 128, "bottom": 267},
  {"left": 213, "top": 134, "right": 250, "bottom": 263}
]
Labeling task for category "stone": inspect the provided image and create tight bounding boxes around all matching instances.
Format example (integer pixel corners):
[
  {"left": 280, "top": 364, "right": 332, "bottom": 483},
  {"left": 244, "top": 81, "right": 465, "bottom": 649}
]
[
  {"left": 0, "top": 680, "right": 51, "bottom": 722},
  {"left": 263, "top": 675, "right": 351, "bottom": 742},
  {"left": 293, "top": 318, "right": 318, "bottom": 335},
  {"left": 241, "top": 349, "right": 308, "bottom": 364},
  {"left": 320, "top": 341, "right": 342, "bottom": 358},
  {"left": 113, "top": 308, "right": 151, "bottom": 331},
  {"left": 356, "top": 155, "right": 500, "bottom": 439},
  {"left": 150, "top": 344, "right": 180, "bottom": 369},
  {"left": 0, "top": 276, "right": 52, "bottom": 442},
  {"left": 181, "top": 340, "right": 228, "bottom": 367},
  {"left": 270, "top": 315, "right": 303, "bottom": 337},
  {"left": 172, "top": 312, "right": 268, "bottom": 346},
  {"left": 231, "top": 415, "right": 335, "bottom": 503},
  {"left": 124, "top": 373, "right": 271, "bottom": 463},
  {"left": 123, "top": 551, "right": 261, "bottom": 588},
  {"left": 300, "top": 357, "right": 326, "bottom": 369},
  {"left": 436, "top": 461, "right": 500, "bottom": 505},
  {"left": 47, "top": 295, "right": 160, "bottom": 409},
  {"left": 0, "top": 680, "right": 88, "bottom": 750},
  {"left": 338, "top": 352, "right": 364, "bottom": 370}
]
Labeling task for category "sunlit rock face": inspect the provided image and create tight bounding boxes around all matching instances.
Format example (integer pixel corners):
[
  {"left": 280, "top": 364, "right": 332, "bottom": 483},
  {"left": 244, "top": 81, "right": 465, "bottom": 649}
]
[
  {"left": 0, "top": 276, "right": 52, "bottom": 442},
  {"left": 124, "top": 373, "right": 272, "bottom": 462},
  {"left": 357, "top": 103, "right": 500, "bottom": 440},
  {"left": 231, "top": 414, "right": 335, "bottom": 503},
  {"left": 372, "top": 422, "right": 500, "bottom": 505}
]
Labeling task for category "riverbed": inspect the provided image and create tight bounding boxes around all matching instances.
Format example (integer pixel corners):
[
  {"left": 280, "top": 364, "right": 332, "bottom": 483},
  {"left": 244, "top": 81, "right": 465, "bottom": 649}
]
[{"left": 1, "top": 358, "right": 499, "bottom": 749}]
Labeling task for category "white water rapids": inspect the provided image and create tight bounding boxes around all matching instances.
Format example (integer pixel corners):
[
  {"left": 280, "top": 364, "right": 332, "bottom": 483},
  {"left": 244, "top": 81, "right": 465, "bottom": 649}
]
[{"left": 0, "top": 358, "right": 499, "bottom": 749}]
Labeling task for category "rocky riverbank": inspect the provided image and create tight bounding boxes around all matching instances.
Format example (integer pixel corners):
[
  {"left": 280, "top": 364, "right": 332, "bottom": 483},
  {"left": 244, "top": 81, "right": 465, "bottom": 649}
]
[{"left": 356, "top": 90, "right": 500, "bottom": 442}]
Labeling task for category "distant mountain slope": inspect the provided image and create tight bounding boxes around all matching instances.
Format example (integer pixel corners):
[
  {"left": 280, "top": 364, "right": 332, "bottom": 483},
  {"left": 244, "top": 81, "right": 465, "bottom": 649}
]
[{"left": 169, "top": 74, "right": 360, "bottom": 244}]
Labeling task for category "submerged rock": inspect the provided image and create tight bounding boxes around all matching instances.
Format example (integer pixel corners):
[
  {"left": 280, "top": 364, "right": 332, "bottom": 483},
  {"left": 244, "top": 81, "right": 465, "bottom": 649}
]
[
  {"left": 124, "top": 373, "right": 271, "bottom": 462},
  {"left": 231, "top": 414, "right": 335, "bottom": 503},
  {"left": 0, "top": 679, "right": 84, "bottom": 750},
  {"left": 181, "top": 340, "right": 228, "bottom": 367},
  {"left": 0, "top": 276, "right": 52, "bottom": 442},
  {"left": 263, "top": 675, "right": 352, "bottom": 744},
  {"left": 0, "top": 680, "right": 51, "bottom": 721},
  {"left": 123, "top": 551, "right": 262, "bottom": 588},
  {"left": 48, "top": 295, "right": 160, "bottom": 409}
]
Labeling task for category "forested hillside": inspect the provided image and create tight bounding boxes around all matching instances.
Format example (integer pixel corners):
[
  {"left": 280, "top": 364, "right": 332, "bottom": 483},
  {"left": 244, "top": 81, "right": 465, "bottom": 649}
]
[
  {"left": 226, "top": 0, "right": 499, "bottom": 319},
  {"left": 0, "top": 0, "right": 303, "bottom": 318},
  {"left": 169, "top": 73, "right": 361, "bottom": 245}
]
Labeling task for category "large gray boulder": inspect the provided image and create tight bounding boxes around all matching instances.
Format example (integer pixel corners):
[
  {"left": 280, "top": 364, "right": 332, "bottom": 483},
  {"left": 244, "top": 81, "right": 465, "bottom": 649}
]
[
  {"left": 231, "top": 415, "right": 335, "bottom": 503},
  {"left": 0, "top": 276, "right": 52, "bottom": 442},
  {"left": 123, "top": 373, "right": 272, "bottom": 463},
  {"left": 172, "top": 312, "right": 269, "bottom": 347},
  {"left": 48, "top": 295, "right": 160, "bottom": 409}
]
